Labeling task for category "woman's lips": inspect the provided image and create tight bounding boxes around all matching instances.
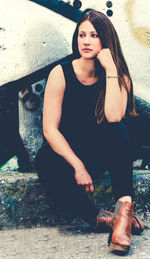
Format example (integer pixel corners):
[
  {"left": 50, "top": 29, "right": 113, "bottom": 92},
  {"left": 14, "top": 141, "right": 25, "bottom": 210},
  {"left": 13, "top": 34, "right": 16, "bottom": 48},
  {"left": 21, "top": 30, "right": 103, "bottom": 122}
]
[{"left": 82, "top": 48, "right": 92, "bottom": 52}]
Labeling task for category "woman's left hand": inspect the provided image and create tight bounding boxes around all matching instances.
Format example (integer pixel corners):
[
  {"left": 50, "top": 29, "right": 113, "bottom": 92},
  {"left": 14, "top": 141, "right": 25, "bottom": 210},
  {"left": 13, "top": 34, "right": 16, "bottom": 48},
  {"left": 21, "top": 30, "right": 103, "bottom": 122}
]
[{"left": 97, "top": 48, "right": 117, "bottom": 73}]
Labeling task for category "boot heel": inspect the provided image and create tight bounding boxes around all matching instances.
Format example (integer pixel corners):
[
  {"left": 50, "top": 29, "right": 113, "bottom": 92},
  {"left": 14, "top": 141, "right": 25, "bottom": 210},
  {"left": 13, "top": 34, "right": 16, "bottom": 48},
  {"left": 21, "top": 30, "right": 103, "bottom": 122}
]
[
  {"left": 110, "top": 242, "right": 130, "bottom": 252},
  {"left": 108, "top": 229, "right": 113, "bottom": 246}
]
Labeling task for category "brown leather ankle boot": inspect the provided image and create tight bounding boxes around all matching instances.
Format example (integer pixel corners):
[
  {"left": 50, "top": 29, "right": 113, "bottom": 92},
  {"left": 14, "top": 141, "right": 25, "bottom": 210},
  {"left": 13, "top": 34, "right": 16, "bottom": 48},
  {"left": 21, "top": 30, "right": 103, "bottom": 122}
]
[
  {"left": 94, "top": 210, "right": 144, "bottom": 234},
  {"left": 94, "top": 211, "right": 113, "bottom": 232},
  {"left": 110, "top": 201, "right": 133, "bottom": 252}
]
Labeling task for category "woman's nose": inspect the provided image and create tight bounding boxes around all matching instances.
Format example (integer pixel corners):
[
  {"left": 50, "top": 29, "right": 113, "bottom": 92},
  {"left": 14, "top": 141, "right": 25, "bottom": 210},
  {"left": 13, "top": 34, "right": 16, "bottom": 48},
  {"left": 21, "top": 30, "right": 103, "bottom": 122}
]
[{"left": 84, "top": 35, "right": 91, "bottom": 44}]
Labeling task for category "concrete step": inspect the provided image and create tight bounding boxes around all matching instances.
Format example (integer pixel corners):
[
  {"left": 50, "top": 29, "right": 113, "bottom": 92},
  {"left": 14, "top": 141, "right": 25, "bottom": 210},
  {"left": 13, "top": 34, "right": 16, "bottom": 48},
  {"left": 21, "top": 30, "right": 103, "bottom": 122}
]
[{"left": 0, "top": 171, "right": 149, "bottom": 230}]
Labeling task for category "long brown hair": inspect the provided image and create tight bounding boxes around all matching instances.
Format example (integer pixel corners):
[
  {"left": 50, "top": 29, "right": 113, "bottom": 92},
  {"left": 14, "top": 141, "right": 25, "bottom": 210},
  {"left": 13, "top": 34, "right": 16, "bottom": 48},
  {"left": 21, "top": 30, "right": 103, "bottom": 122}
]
[{"left": 72, "top": 9, "right": 137, "bottom": 124}]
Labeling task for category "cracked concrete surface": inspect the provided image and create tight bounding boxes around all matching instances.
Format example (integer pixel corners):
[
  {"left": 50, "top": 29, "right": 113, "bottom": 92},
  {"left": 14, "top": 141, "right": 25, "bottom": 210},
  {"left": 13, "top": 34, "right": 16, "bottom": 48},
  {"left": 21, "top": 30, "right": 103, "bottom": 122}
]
[{"left": 0, "top": 225, "right": 149, "bottom": 259}]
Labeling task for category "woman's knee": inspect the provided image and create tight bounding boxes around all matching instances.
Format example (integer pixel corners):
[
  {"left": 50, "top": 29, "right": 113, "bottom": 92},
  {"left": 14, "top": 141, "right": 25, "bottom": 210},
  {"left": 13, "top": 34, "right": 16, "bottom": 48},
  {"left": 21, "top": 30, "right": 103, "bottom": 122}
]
[
  {"left": 106, "top": 121, "right": 128, "bottom": 133},
  {"left": 35, "top": 143, "right": 75, "bottom": 183},
  {"left": 100, "top": 121, "right": 133, "bottom": 160},
  {"left": 35, "top": 144, "right": 53, "bottom": 171},
  {"left": 102, "top": 121, "right": 130, "bottom": 144},
  {"left": 104, "top": 122, "right": 134, "bottom": 163}
]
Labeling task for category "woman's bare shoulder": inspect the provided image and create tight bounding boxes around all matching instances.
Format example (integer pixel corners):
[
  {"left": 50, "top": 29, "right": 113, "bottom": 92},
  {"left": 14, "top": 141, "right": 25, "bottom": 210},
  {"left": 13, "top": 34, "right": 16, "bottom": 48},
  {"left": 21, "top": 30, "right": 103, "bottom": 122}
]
[
  {"left": 47, "top": 64, "right": 66, "bottom": 90},
  {"left": 51, "top": 64, "right": 63, "bottom": 74}
]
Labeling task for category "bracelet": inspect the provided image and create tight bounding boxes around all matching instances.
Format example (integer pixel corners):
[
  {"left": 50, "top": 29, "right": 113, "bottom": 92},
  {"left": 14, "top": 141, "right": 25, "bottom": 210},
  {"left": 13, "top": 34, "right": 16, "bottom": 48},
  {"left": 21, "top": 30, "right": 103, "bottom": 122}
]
[{"left": 106, "top": 75, "right": 120, "bottom": 79}]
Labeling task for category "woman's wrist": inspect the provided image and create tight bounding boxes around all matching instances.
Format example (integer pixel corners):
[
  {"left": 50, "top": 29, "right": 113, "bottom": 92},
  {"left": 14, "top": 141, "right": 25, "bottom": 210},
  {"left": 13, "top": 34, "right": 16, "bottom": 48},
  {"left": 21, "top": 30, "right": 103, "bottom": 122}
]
[
  {"left": 106, "top": 66, "right": 117, "bottom": 76},
  {"left": 73, "top": 159, "right": 85, "bottom": 171}
]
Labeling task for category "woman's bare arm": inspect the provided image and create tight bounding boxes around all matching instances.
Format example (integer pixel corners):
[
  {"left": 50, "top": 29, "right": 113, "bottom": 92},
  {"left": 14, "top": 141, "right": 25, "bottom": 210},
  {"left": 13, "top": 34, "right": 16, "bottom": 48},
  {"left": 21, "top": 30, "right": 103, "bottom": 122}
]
[
  {"left": 97, "top": 48, "right": 130, "bottom": 122},
  {"left": 43, "top": 65, "right": 94, "bottom": 192},
  {"left": 104, "top": 70, "right": 130, "bottom": 122},
  {"left": 43, "top": 65, "right": 82, "bottom": 169}
]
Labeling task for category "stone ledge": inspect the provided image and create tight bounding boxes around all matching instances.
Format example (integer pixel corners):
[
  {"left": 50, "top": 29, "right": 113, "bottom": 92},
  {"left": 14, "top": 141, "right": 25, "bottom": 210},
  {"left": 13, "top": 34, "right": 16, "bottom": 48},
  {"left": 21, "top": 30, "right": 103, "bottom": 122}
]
[{"left": 0, "top": 171, "right": 149, "bottom": 230}]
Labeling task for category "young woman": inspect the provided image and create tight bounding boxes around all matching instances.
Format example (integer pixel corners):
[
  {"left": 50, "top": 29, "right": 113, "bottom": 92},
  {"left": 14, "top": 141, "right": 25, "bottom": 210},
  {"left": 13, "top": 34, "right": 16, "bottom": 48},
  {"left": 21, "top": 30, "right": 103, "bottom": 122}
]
[{"left": 35, "top": 9, "right": 144, "bottom": 253}]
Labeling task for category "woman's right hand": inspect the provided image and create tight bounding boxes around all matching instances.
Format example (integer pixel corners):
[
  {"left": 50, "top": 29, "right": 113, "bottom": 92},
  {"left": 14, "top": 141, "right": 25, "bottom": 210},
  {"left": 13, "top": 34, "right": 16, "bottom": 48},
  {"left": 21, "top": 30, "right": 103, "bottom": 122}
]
[{"left": 74, "top": 164, "right": 94, "bottom": 193}]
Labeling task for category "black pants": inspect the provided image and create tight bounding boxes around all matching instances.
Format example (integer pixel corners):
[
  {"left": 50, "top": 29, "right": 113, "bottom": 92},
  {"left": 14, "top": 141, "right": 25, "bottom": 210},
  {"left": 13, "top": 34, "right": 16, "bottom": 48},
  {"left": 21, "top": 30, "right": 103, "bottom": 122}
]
[{"left": 35, "top": 122, "right": 134, "bottom": 224}]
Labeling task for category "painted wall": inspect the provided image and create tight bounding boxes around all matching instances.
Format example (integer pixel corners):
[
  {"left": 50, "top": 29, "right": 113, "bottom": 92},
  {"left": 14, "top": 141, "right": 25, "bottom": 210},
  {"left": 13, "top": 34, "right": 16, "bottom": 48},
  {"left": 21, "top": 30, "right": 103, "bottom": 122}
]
[
  {"left": 0, "top": 0, "right": 149, "bottom": 171},
  {"left": 0, "top": 0, "right": 75, "bottom": 85},
  {"left": 80, "top": 0, "right": 150, "bottom": 102}
]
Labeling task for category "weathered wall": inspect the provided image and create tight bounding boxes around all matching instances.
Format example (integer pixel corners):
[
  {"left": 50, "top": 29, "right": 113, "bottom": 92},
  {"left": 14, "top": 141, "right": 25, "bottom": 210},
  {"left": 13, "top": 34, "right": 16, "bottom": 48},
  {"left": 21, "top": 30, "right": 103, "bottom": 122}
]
[
  {"left": 0, "top": 0, "right": 149, "bottom": 172},
  {"left": 1, "top": 0, "right": 149, "bottom": 99},
  {"left": 81, "top": 0, "right": 150, "bottom": 102},
  {"left": 0, "top": 0, "right": 75, "bottom": 85}
]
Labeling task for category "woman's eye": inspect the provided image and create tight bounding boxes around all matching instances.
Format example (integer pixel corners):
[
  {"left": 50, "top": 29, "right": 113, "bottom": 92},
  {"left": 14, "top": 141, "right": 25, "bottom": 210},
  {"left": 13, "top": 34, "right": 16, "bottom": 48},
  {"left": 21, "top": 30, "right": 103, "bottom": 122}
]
[
  {"left": 79, "top": 34, "right": 85, "bottom": 38},
  {"left": 91, "top": 34, "right": 99, "bottom": 38}
]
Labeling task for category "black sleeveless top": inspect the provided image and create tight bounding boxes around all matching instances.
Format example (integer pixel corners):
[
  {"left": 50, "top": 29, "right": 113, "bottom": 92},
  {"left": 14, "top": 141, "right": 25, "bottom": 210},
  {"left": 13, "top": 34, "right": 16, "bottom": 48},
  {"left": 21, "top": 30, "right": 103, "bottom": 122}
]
[
  {"left": 42, "top": 59, "right": 129, "bottom": 151},
  {"left": 59, "top": 60, "right": 101, "bottom": 150}
]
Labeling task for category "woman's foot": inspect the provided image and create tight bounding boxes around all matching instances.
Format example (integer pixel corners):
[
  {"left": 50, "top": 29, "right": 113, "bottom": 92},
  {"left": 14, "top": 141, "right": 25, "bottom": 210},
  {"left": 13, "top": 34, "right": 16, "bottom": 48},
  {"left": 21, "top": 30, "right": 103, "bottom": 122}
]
[
  {"left": 109, "top": 200, "right": 133, "bottom": 253},
  {"left": 94, "top": 210, "right": 144, "bottom": 234}
]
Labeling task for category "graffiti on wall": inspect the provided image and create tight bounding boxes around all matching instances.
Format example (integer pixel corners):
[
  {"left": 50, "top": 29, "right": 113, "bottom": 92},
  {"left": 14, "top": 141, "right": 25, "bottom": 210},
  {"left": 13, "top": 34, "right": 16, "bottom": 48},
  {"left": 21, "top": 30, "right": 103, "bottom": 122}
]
[
  {"left": 125, "top": 0, "right": 150, "bottom": 47},
  {"left": 0, "top": 0, "right": 150, "bottom": 172}
]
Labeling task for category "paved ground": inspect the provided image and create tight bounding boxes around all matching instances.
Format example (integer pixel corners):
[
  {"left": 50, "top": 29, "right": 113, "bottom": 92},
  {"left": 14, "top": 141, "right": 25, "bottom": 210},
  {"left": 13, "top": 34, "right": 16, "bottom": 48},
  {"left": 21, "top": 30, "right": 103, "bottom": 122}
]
[
  {"left": 0, "top": 170, "right": 149, "bottom": 258},
  {"left": 0, "top": 223, "right": 149, "bottom": 259}
]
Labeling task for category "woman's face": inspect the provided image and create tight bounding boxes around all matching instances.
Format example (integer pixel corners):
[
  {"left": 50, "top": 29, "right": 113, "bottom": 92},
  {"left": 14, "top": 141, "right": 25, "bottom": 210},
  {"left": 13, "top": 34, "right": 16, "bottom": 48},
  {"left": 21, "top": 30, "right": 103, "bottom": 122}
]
[{"left": 78, "top": 20, "right": 102, "bottom": 59}]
